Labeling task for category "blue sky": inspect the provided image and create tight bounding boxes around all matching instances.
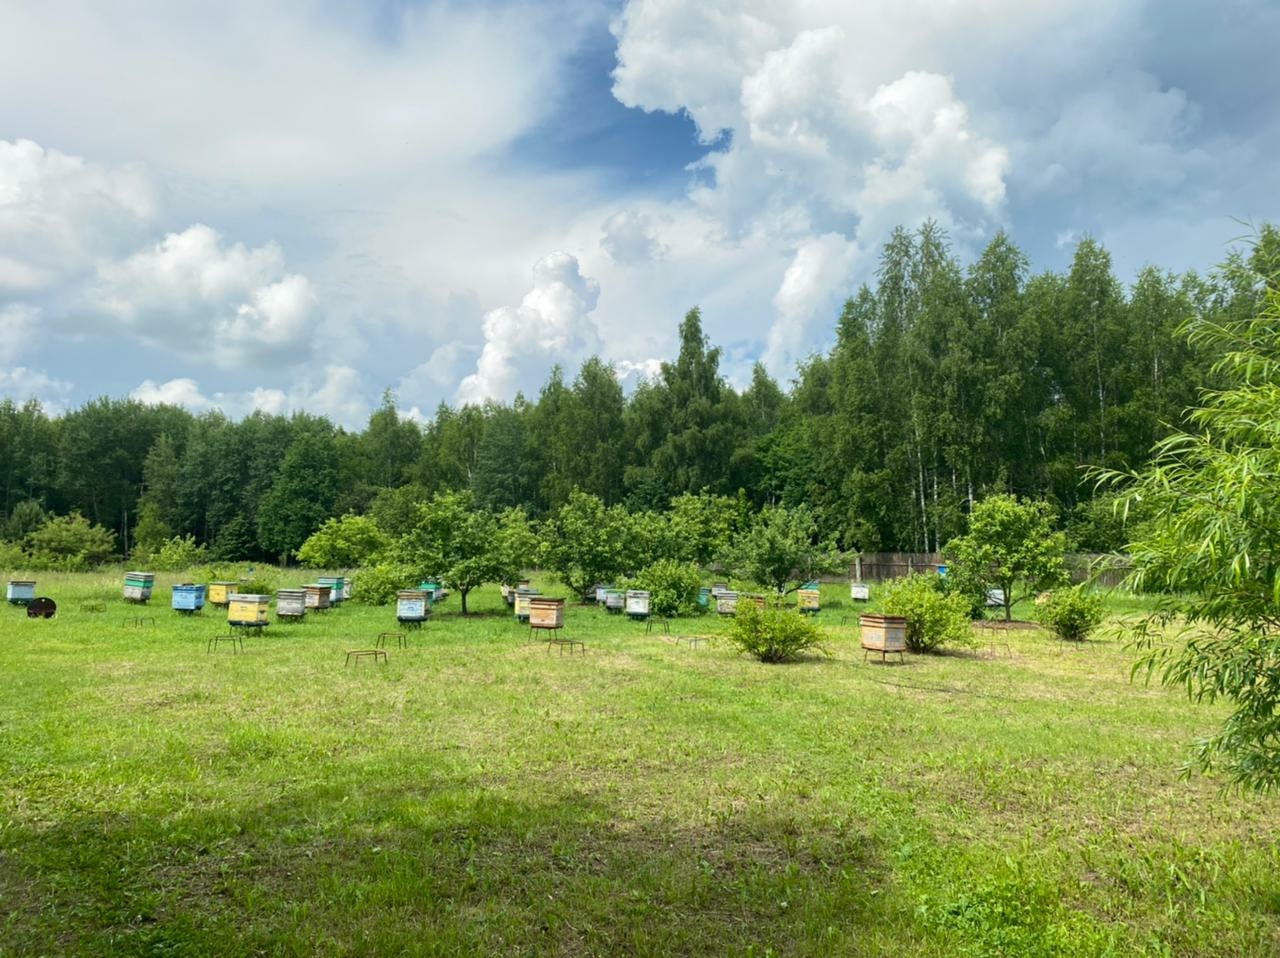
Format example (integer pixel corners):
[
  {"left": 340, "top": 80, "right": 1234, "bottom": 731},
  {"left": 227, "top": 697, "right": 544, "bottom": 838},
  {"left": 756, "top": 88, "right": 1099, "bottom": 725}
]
[{"left": 0, "top": 0, "right": 1276, "bottom": 425}]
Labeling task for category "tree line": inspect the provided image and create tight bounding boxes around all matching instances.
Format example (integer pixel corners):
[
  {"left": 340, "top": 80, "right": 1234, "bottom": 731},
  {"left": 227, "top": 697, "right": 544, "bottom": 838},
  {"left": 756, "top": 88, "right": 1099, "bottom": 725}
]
[{"left": 1, "top": 223, "right": 1276, "bottom": 565}]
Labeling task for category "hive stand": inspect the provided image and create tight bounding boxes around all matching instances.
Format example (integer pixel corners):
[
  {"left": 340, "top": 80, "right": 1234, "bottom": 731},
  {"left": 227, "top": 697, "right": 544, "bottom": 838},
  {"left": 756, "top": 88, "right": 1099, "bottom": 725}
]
[
  {"left": 345, "top": 649, "right": 387, "bottom": 666},
  {"left": 376, "top": 631, "right": 408, "bottom": 649},
  {"left": 207, "top": 634, "right": 243, "bottom": 654}
]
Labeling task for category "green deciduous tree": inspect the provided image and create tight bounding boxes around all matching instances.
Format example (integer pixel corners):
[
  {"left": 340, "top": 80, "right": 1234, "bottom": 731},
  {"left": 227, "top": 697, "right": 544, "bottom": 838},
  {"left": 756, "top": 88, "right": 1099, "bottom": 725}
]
[
  {"left": 396, "top": 491, "right": 534, "bottom": 614},
  {"left": 944, "top": 494, "right": 1068, "bottom": 621},
  {"left": 727, "top": 504, "right": 844, "bottom": 595},
  {"left": 297, "top": 515, "right": 389, "bottom": 569},
  {"left": 256, "top": 432, "right": 339, "bottom": 563},
  {"left": 539, "top": 490, "right": 635, "bottom": 599},
  {"left": 1103, "top": 268, "right": 1280, "bottom": 789}
]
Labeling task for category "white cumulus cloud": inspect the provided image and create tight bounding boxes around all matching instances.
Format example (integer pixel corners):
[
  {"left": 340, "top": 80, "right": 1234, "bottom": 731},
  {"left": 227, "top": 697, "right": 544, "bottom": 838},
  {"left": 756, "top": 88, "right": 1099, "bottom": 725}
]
[
  {"left": 457, "top": 252, "right": 602, "bottom": 405},
  {"left": 0, "top": 138, "right": 155, "bottom": 295},
  {"left": 94, "top": 224, "right": 318, "bottom": 367},
  {"left": 130, "top": 365, "right": 370, "bottom": 428}
]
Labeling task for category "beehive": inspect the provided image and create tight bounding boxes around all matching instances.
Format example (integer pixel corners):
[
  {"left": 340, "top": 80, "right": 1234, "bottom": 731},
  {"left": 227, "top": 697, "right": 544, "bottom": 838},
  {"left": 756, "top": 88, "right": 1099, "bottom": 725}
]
[
  {"left": 593, "top": 584, "right": 609, "bottom": 604},
  {"left": 171, "top": 584, "right": 206, "bottom": 613},
  {"left": 228, "top": 593, "right": 270, "bottom": 627},
  {"left": 859, "top": 614, "right": 907, "bottom": 653},
  {"left": 7, "top": 580, "right": 35, "bottom": 605},
  {"left": 604, "top": 589, "right": 624, "bottom": 614},
  {"left": 304, "top": 584, "right": 332, "bottom": 610},
  {"left": 625, "top": 589, "right": 650, "bottom": 620},
  {"left": 397, "top": 589, "right": 431, "bottom": 623},
  {"left": 123, "top": 572, "right": 155, "bottom": 602},
  {"left": 206, "top": 582, "right": 236, "bottom": 606},
  {"left": 529, "top": 597, "right": 565, "bottom": 630},
  {"left": 514, "top": 588, "right": 539, "bottom": 622},
  {"left": 317, "top": 576, "right": 345, "bottom": 604},
  {"left": 798, "top": 587, "right": 820, "bottom": 613},
  {"left": 850, "top": 583, "right": 870, "bottom": 602},
  {"left": 276, "top": 588, "right": 307, "bottom": 619},
  {"left": 697, "top": 586, "right": 711, "bottom": 609},
  {"left": 716, "top": 591, "right": 739, "bottom": 615}
]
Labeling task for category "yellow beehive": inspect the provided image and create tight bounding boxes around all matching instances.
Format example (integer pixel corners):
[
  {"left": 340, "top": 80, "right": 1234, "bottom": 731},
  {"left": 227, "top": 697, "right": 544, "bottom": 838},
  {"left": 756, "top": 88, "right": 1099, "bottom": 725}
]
[
  {"left": 228, "top": 593, "right": 270, "bottom": 627},
  {"left": 798, "top": 588, "right": 820, "bottom": 612}
]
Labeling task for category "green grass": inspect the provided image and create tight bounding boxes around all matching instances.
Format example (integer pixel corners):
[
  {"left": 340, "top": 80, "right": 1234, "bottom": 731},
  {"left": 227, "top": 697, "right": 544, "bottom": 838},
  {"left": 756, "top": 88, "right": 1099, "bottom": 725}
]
[{"left": 1, "top": 572, "right": 1277, "bottom": 956}]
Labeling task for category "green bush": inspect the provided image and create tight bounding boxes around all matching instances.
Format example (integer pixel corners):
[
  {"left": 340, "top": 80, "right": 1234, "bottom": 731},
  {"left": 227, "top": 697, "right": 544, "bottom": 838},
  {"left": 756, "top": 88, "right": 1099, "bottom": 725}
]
[
  {"left": 1035, "top": 587, "right": 1104, "bottom": 641},
  {"left": 631, "top": 559, "right": 705, "bottom": 617},
  {"left": 24, "top": 513, "right": 116, "bottom": 569},
  {"left": 883, "top": 573, "right": 975, "bottom": 653},
  {"left": 149, "top": 534, "right": 209, "bottom": 572},
  {"left": 297, "top": 515, "right": 388, "bottom": 569},
  {"left": 353, "top": 562, "right": 418, "bottom": 606},
  {"left": 726, "top": 601, "right": 827, "bottom": 663}
]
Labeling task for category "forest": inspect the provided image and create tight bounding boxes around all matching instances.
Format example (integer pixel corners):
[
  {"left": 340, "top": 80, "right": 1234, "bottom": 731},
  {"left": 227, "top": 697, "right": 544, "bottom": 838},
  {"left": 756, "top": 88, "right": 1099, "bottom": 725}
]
[{"left": 1, "top": 222, "right": 1277, "bottom": 565}]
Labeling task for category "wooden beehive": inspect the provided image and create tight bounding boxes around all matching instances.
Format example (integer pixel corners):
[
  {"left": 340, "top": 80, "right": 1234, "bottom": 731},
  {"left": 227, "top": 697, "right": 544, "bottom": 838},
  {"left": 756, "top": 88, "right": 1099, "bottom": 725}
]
[
  {"left": 276, "top": 588, "right": 307, "bottom": 619},
  {"left": 697, "top": 586, "right": 711, "bottom": 609},
  {"left": 514, "top": 588, "right": 539, "bottom": 622},
  {"left": 604, "top": 589, "right": 624, "bottom": 614},
  {"left": 593, "top": 584, "right": 609, "bottom": 604},
  {"left": 716, "top": 591, "right": 739, "bottom": 615},
  {"left": 625, "top": 589, "right": 650, "bottom": 619},
  {"left": 123, "top": 572, "right": 155, "bottom": 602},
  {"left": 304, "top": 584, "right": 332, "bottom": 610},
  {"left": 396, "top": 589, "right": 431, "bottom": 623},
  {"left": 798, "top": 588, "right": 821, "bottom": 613},
  {"left": 7, "top": 580, "right": 35, "bottom": 605},
  {"left": 850, "top": 582, "right": 870, "bottom": 602},
  {"left": 228, "top": 593, "right": 270, "bottom": 627},
  {"left": 317, "top": 576, "right": 345, "bottom": 604},
  {"left": 171, "top": 584, "right": 206, "bottom": 612},
  {"left": 859, "top": 614, "right": 907, "bottom": 652},
  {"left": 207, "top": 582, "right": 236, "bottom": 606},
  {"left": 529, "top": 597, "right": 565, "bottom": 630}
]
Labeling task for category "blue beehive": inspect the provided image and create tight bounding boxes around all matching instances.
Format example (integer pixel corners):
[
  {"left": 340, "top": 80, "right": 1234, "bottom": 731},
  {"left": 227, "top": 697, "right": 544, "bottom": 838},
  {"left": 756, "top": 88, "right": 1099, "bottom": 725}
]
[
  {"left": 171, "top": 583, "right": 206, "bottom": 613},
  {"left": 7, "top": 580, "right": 36, "bottom": 605}
]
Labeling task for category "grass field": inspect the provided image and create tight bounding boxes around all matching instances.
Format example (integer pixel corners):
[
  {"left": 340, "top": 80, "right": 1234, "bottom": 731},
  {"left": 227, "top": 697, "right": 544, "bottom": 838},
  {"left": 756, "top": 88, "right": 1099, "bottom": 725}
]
[{"left": 2, "top": 571, "right": 1277, "bottom": 956}]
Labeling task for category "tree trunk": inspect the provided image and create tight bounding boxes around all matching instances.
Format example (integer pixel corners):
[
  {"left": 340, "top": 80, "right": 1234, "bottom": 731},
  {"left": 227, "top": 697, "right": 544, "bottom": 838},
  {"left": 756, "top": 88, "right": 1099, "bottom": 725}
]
[{"left": 460, "top": 586, "right": 470, "bottom": 615}]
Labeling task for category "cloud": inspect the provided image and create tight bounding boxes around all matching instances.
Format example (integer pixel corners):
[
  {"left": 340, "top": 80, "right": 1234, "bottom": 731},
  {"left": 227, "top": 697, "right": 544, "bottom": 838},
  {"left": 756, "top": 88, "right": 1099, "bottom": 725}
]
[
  {"left": 456, "top": 252, "right": 602, "bottom": 405},
  {"left": 0, "top": 304, "right": 40, "bottom": 364},
  {"left": 130, "top": 365, "right": 369, "bottom": 428},
  {"left": 764, "top": 234, "right": 863, "bottom": 378},
  {"left": 0, "top": 366, "right": 74, "bottom": 414},
  {"left": 0, "top": 138, "right": 155, "bottom": 295},
  {"left": 600, "top": 210, "right": 667, "bottom": 265},
  {"left": 94, "top": 224, "right": 318, "bottom": 367},
  {"left": 130, "top": 377, "right": 215, "bottom": 411},
  {"left": 0, "top": 4, "right": 589, "bottom": 194}
]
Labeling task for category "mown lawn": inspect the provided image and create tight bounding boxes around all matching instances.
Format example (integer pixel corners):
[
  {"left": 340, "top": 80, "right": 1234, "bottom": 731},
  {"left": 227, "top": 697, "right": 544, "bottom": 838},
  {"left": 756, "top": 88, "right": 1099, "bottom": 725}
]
[{"left": 1, "top": 572, "right": 1277, "bottom": 956}]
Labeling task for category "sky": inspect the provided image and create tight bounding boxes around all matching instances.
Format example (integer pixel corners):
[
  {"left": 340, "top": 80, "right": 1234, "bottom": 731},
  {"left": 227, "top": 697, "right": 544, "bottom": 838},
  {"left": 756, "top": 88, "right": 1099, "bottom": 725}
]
[{"left": 1, "top": 0, "right": 1277, "bottom": 426}]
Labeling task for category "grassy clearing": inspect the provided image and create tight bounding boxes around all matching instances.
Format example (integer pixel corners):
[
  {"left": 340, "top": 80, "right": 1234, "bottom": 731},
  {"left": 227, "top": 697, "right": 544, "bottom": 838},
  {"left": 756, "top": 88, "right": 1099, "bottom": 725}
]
[{"left": 1, "top": 573, "right": 1277, "bottom": 956}]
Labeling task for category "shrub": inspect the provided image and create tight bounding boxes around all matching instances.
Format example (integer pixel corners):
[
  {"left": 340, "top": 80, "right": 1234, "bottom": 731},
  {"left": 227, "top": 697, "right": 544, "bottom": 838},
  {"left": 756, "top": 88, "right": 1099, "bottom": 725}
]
[
  {"left": 353, "top": 562, "right": 418, "bottom": 606},
  {"left": 297, "top": 515, "right": 388, "bottom": 569},
  {"left": 149, "top": 534, "right": 209, "bottom": 572},
  {"left": 727, "top": 602, "right": 827, "bottom": 663},
  {"left": 1035, "top": 587, "right": 1104, "bottom": 642},
  {"left": 632, "top": 559, "right": 705, "bottom": 617},
  {"left": 25, "top": 513, "right": 116, "bottom": 569},
  {"left": 883, "top": 574, "right": 975, "bottom": 653}
]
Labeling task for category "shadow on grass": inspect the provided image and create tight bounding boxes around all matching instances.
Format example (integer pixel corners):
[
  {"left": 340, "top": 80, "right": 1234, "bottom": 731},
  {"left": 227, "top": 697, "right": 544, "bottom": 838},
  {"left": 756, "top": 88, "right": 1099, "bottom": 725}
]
[{"left": 2, "top": 779, "right": 914, "bottom": 957}]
